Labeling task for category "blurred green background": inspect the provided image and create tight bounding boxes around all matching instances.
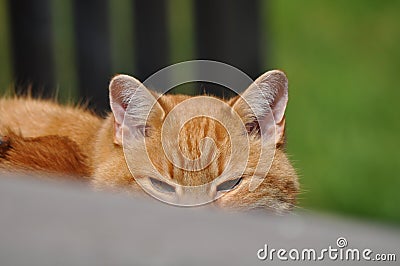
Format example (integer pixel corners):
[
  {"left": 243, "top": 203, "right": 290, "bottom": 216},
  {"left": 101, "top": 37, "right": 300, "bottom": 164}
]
[
  {"left": 269, "top": 0, "right": 400, "bottom": 224},
  {"left": 0, "top": 0, "right": 399, "bottom": 223}
]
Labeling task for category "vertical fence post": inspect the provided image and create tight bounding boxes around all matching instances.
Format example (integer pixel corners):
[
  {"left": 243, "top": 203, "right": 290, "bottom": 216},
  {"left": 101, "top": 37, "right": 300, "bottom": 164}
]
[
  {"left": 73, "top": 0, "right": 112, "bottom": 113},
  {"left": 194, "top": 0, "right": 262, "bottom": 96},
  {"left": 8, "top": 0, "right": 55, "bottom": 97},
  {"left": 132, "top": 0, "right": 169, "bottom": 82},
  {"left": 0, "top": 0, "right": 12, "bottom": 93}
]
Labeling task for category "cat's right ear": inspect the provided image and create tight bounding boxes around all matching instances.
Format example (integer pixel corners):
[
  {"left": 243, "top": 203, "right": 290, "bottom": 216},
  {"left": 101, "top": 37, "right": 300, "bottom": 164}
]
[
  {"left": 232, "top": 70, "right": 288, "bottom": 146},
  {"left": 109, "top": 74, "right": 164, "bottom": 145}
]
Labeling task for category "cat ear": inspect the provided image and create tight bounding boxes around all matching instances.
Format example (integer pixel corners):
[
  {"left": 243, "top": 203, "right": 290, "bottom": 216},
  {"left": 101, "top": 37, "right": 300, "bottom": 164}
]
[
  {"left": 233, "top": 70, "right": 288, "bottom": 145},
  {"left": 109, "top": 74, "right": 164, "bottom": 145}
]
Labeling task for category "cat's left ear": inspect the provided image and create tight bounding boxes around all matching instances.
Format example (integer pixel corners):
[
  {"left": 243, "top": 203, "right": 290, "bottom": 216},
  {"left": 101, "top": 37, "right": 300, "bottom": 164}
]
[
  {"left": 232, "top": 70, "right": 288, "bottom": 146},
  {"left": 109, "top": 74, "right": 164, "bottom": 145}
]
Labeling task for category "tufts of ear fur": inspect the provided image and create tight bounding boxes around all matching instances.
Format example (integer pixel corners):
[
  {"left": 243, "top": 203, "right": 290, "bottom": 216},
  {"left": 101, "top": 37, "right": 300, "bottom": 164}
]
[
  {"left": 109, "top": 75, "right": 164, "bottom": 145},
  {"left": 233, "top": 70, "right": 288, "bottom": 146}
]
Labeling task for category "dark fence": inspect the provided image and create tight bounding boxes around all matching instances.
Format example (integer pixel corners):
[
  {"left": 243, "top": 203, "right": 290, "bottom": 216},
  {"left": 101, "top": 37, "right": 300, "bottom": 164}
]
[{"left": 1, "top": 0, "right": 269, "bottom": 114}]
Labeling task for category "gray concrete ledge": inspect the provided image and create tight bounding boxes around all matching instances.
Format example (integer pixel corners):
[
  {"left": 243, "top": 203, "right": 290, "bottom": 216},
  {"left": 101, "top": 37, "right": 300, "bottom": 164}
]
[{"left": 0, "top": 176, "right": 398, "bottom": 265}]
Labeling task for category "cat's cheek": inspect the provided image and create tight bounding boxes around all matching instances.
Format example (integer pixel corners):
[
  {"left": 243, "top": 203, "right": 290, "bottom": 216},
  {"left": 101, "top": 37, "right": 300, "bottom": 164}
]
[
  {"left": 90, "top": 156, "right": 142, "bottom": 193},
  {"left": 212, "top": 197, "right": 228, "bottom": 208},
  {"left": 213, "top": 192, "right": 240, "bottom": 209}
]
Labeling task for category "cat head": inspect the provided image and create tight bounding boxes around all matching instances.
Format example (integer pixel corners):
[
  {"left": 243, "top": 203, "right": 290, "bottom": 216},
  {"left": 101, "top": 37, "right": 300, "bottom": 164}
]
[{"left": 96, "top": 70, "right": 298, "bottom": 212}]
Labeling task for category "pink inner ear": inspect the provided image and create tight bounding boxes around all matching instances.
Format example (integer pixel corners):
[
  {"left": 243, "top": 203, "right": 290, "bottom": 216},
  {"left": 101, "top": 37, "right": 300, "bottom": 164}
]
[
  {"left": 113, "top": 120, "right": 122, "bottom": 145},
  {"left": 270, "top": 87, "right": 288, "bottom": 124},
  {"left": 245, "top": 121, "right": 260, "bottom": 135},
  {"left": 238, "top": 70, "right": 289, "bottom": 145},
  {"left": 111, "top": 102, "right": 126, "bottom": 145},
  {"left": 111, "top": 102, "right": 127, "bottom": 126}
]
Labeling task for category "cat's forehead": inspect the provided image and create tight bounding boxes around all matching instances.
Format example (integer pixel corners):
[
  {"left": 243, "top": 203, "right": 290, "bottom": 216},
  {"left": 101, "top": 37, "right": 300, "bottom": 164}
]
[
  {"left": 147, "top": 94, "right": 237, "bottom": 186},
  {"left": 155, "top": 94, "right": 237, "bottom": 154},
  {"left": 156, "top": 94, "right": 243, "bottom": 130},
  {"left": 155, "top": 94, "right": 188, "bottom": 112},
  {"left": 164, "top": 117, "right": 231, "bottom": 186},
  {"left": 157, "top": 93, "right": 231, "bottom": 112}
]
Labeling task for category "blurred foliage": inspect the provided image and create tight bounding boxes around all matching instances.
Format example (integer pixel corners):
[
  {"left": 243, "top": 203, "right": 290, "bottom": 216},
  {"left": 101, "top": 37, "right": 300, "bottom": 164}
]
[{"left": 269, "top": 0, "right": 400, "bottom": 223}]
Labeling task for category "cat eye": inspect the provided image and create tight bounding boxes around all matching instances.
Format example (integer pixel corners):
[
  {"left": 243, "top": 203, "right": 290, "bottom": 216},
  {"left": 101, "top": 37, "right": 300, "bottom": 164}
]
[
  {"left": 245, "top": 121, "right": 260, "bottom": 134},
  {"left": 149, "top": 177, "right": 176, "bottom": 193},
  {"left": 137, "top": 125, "right": 150, "bottom": 137},
  {"left": 216, "top": 177, "right": 243, "bottom": 192}
]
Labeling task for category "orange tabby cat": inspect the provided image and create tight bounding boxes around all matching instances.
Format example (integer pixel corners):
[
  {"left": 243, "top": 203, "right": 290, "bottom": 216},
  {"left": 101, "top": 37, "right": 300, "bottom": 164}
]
[{"left": 0, "top": 70, "right": 299, "bottom": 211}]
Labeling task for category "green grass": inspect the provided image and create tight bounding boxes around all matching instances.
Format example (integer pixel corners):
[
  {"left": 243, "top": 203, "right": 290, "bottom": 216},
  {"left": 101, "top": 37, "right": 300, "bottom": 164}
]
[{"left": 269, "top": 0, "right": 400, "bottom": 223}]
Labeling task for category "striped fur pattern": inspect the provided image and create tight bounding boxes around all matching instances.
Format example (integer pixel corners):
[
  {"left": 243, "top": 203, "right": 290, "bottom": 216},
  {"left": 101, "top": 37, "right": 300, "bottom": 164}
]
[{"left": 0, "top": 70, "right": 299, "bottom": 212}]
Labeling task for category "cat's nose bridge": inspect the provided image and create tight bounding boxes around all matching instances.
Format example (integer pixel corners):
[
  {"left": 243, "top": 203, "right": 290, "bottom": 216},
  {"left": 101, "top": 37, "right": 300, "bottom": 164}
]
[
  {"left": 171, "top": 136, "right": 219, "bottom": 173},
  {"left": 176, "top": 184, "right": 215, "bottom": 205}
]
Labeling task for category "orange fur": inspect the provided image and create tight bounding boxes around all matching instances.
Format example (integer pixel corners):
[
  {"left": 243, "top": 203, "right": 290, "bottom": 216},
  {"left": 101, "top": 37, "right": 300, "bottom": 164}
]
[
  {"left": 0, "top": 132, "right": 89, "bottom": 179},
  {"left": 0, "top": 71, "right": 299, "bottom": 211}
]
